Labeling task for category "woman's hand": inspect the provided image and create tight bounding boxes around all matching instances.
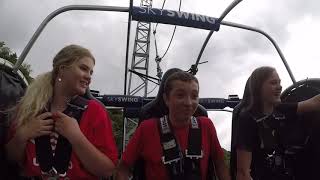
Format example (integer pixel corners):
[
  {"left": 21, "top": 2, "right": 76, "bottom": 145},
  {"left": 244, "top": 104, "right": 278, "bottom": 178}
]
[
  {"left": 18, "top": 112, "right": 54, "bottom": 141},
  {"left": 53, "top": 111, "right": 82, "bottom": 141}
]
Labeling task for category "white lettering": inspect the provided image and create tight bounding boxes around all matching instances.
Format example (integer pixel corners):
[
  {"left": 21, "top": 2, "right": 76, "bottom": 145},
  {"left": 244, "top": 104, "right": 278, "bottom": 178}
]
[
  {"left": 191, "top": 13, "right": 196, "bottom": 20},
  {"left": 68, "top": 161, "right": 73, "bottom": 169},
  {"left": 33, "top": 157, "right": 39, "bottom": 166},
  {"left": 166, "top": 10, "right": 175, "bottom": 17},
  {"left": 115, "top": 97, "right": 139, "bottom": 103},
  {"left": 206, "top": 16, "right": 216, "bottom": 24},
  {"left": 137, "top": 7, "right": 146, "bottom": 14},
  {"left": 195, "top": 14, "right": 206, "bottom": 22},
  {"left": 147, "top": 6, "right": 156, "bottom": 15},
  {"left": 159, "top": 8, "right": 165, "bottom": 16},
  {"left": 177, "top": 11, "right": 190, "bottom": 19}
]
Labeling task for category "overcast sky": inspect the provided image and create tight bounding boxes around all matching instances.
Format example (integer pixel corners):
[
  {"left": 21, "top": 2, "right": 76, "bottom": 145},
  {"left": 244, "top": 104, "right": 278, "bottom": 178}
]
[{"left": 1, "top": 0, "right": 320, "bottom": 150}]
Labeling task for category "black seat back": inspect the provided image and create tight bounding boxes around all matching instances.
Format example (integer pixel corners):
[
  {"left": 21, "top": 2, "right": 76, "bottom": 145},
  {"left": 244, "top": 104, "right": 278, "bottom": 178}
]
[
  {"left": 230, "top": 78, "right": 251, "bottom": 180},
  {"left": 281, "top": 78, "right": 320, "bottom": 180},
  {"left": 0, "top": 59, "right": 27, "bottom": 179}
]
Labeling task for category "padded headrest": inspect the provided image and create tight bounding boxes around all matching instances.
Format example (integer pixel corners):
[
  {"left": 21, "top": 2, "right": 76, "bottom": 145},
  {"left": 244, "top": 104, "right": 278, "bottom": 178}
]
[
  {"left": 83, "top": 88, "right": 96, "bottom": 100},
  {"left": 82, "top": 88, "right": 106, "bottom": 109},
  {"left": 230, "top": 77, "right": 250, "bottom": 180},
  {"left": 139, "top": 68, "right": 208, "bottom": 123},
  {"left": 0, "top": 59, "right": 28, "bottom": 110},
  {"left": 281, "top": 78, "right": 320, "bottom": 128},
  {"left": 232, "top": 77, "right": 251, "bottom": 122}
]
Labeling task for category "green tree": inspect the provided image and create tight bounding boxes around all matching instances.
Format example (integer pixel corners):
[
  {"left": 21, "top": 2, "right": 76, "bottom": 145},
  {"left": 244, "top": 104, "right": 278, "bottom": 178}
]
[
  {"left": 108, "top": 109, "right": 124, "bottom": 151},
  {"left": 0, "top": 41, "right": 33, "bottom": 83},
  {"left": 108, "top": 109, "right": 138, "bottom": 152},
  {"left": 223, "top": 148, "right": 231, "bottom": 170}
]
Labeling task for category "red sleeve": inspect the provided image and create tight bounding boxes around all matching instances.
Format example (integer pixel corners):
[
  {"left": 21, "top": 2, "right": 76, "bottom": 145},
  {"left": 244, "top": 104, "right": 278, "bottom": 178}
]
[
  {"left": 207, "top": 118, "right": 224, "bottom": 162},
  {"left": 81, "top": 100, "right": 119, "bottom": 166},
  {"left": 121, "top": 120, "right": 146, "bottom": 167}
]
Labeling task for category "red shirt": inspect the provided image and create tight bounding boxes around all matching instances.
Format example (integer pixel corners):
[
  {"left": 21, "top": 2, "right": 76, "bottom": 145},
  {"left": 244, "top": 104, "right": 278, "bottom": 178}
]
[
  {"left": 122, "top": 116, "right": 224, "bottom": 180},
  {"left": 10, "top": 100, "right": 118, "bottom": 179}
]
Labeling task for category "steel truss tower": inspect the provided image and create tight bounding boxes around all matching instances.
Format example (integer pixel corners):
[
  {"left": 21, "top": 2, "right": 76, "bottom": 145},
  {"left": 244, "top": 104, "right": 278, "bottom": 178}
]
[{"left": 123, "top": 0, "right": 153, "bottom": 149}]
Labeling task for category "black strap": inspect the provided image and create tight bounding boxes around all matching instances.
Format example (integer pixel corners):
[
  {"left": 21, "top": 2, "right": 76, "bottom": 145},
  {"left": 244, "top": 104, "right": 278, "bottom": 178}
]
[
  {"left": 184, "top": 117, "right": 202, "bottom": 180},
  {"left": 251, "top": 112, "right": 297, "bottom": 179},
  {"left": 35, "top": 96, "right": 88, "bottom": 175},
  {"left": 158, "top": 116, "right": 202, "bottom": 180}
]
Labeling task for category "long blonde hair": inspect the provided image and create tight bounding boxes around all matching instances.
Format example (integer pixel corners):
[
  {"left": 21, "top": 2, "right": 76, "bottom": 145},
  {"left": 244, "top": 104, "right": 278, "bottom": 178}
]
[{"left": 15, "top": 44, "right": 95, "bottom": 126}]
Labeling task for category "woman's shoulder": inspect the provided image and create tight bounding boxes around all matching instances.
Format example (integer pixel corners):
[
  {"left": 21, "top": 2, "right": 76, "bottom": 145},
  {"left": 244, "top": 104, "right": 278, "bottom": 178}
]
[
  {"left": 196, "top": 116, "right": 212, "bottom": 125},
  {"left": 86, "top": 99, "right": 107, "bottom": 113},
  {"left": 139, "top": 117, "right": 159, "bottom": 129},
  {"left": 87, "top": 99, "right": 103, "bottom": 107},
  {"left": 238, "top": 110, "right": 257, "bottom": 125}
]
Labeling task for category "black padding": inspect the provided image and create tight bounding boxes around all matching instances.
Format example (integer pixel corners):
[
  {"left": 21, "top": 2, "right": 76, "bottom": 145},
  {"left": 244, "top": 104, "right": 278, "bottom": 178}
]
[
  {"left": 194, "top": 104, "right": 208, "bottom": 117},
  {"left": 281, "top": 78, "right": 320, "bottom": 180},
  {"left": 230, "top": 77, "right": 250, "bottom": 180},
  {"left": 83, "top": 88, "right": 96, "bottom": 100},
  {"left": 0, "top": 61, "right": 27, "bottom": 179},
  {"left": 281, "top": 78, "right": 320, "bottom": 147},
  {"left": 139, "top": 68, "right": 183, "bottom": 121},
  {"left": 83, "top": 88, "right": 107, "bottom": 110}
]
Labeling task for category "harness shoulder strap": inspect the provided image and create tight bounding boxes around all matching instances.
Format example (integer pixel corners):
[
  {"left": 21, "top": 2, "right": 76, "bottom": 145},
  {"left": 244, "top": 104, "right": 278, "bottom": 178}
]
[
  {"left": 158, "top": 116, "right": 203, "bottom": 180},
  {"left": 159, "top": 116, "right": 182, "bottom": 165},
  {"left": 184, "top": 117, "right": 202, "bottom": 180},
  {"left": 53, "top": 96, "right": 89, "bottom": 174},
  {"left": 35, "top": 96, "right": 89, "bottom": 176},
  {"left": 186, "top": 117, "right": 202, "bottom": 158}
]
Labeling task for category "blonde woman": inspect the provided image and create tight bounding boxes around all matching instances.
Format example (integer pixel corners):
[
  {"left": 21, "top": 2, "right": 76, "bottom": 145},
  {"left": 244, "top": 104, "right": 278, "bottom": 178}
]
[{"left": 5, "top": 45, "right": 118, "bottom": 179}]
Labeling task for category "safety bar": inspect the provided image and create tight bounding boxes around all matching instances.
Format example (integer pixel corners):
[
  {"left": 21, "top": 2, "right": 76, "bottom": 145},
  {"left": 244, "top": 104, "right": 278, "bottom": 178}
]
[
  {"left": 13, "top": 5, "right": 129, "bottom": 73},
  {"left": 13, "top": 4, "right": 295, "bottom": 84}
]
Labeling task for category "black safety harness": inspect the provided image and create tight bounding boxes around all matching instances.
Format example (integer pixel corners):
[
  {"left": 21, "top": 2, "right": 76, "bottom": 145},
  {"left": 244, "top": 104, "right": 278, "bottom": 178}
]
[
  {"left": 158, "top": 115, "right": 204, "bottom": 180},
  {"left": 251, "top": 111, "right": 309, "bottom": 179},
  {"left": 35, "top": 96, "right": 89, "bottom": 179}
]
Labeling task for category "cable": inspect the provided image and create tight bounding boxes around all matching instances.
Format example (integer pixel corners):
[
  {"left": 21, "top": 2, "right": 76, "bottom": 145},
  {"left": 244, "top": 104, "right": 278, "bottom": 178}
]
[
  {"left": 160, "top": 0, "right": 182, "bottom": 59},
  {"left": 151, "top": 0, "right": 182, "bottom": 79},
  {"left": 154, "top": 0, "right": 167, "bottom": 31},
  {"left": 147, "top": 84, "right": 159, "bottom": 95},
  {"left": 160, "top": 26, "right": 176, "bottom": 59}
]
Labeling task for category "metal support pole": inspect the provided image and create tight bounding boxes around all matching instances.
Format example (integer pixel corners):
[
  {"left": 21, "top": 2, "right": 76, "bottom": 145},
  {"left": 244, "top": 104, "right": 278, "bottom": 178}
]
[{"left": 193, "top": 0, "right": 243, "bottom": 75}]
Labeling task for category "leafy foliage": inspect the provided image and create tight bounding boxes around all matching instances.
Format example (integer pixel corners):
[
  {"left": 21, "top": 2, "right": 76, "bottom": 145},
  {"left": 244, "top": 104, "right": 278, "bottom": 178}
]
[
  {"left": 109, "top": 109, "right": 124, "bottom": 151},
  {"left": 0, "top": 41, "right": 33, "bottom": 83},
  {"left": 223, "top": 148, "right": 231, "bottom": 169}
]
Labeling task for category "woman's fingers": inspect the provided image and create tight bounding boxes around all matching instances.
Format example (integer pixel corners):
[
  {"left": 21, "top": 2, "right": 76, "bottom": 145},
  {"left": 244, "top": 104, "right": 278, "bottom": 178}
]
[
  {"left": 41, "top": 119, "right": 54, "bottom": 126},
  {"left": 40, "top": 130, "right": 52, "bottom": 136},
  {"left": 41, "top": 125, "right": 54, "bottom": 131},
  {"left": 37, "top": 112, "right": 52, "bottom": 120}
]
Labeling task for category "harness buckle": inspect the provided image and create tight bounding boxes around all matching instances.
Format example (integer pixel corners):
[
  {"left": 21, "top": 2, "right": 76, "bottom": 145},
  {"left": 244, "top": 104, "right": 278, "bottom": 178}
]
[
  {"left": 162, "top": 156, "right": 181, "bottom": 165},
  {"left": 185, "top": 149, "right": 203, "bottom": 159},
  {"left": 41, "top": 168, "right": 58, "bottom": 180},
  {"left": 41, "top": 167, "right": 67, "bottom": 179}
]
